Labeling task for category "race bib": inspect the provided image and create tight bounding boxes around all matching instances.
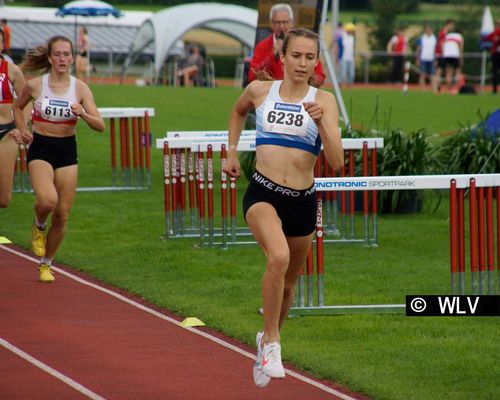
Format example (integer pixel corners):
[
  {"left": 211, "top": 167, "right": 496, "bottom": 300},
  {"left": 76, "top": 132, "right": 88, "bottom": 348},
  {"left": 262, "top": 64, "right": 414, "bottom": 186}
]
[
  {"left": 262, "top": 101, "right": 309, "bottom": 137},
  {"left": 41, "top": 98, "right": 75, "bottom": 122}
]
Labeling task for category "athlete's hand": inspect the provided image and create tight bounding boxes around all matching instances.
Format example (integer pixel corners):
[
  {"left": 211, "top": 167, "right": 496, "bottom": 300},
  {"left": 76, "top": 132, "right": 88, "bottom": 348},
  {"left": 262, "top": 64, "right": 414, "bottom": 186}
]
[
  {"left": 303, "top": 101, "right": 323, "bottom": 123},
  {"left": 71, "top": 103, "right": 86, "bottom": 117},
  {"left": 9, "top": 129, "right": 22, "bottom": 144},
  {"left": 223, "top": 157, "right": 241, "bottom": 178},
  {"left": 20, "top": 129, "right": 33, "bottom": 145}
]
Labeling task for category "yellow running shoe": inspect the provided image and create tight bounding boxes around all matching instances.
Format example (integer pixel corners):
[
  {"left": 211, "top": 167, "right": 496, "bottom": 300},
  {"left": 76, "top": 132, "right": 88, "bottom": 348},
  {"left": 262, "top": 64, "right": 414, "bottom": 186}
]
[
  {"left": 38, "top": 264, "right": 55, "bottom": 283},
  {"left": 31, "top": 223, "right": 46, "bottom": 257}
]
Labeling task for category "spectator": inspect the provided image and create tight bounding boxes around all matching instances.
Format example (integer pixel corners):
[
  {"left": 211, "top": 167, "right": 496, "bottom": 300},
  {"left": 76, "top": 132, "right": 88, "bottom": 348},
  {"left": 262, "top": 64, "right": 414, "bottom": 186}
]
[
  {"left": 434, "top": 19, "right": 455, "bottom": 93},
  {"left": 482, "top": 19, "right": 500, "bottom": 94},
  {"left": 386, "top": 28, "right": 408, "bottom": 83},
  {"left": 415, "top": 25, "right": 437, "bottom": 91},
  {"left": 329, "top": 22, "right": 344, "bottom": 76},
  {"left": 339, "top": 22, "right": 356, "bottom": 87},
  {"left": 76, "top": 26, "right": 91, "bottom": 82},
  {"left": 177, "top": 45, "right": 205, "bottom": 87},
  {"left": 0, "top": 19, "right": 11, "bottom": 56},
  {"left": 442, "top": 28, "right": 464, "bottom": 94},
  {"left": 249, "top": 3, "right": 325, "bottom": 87}
]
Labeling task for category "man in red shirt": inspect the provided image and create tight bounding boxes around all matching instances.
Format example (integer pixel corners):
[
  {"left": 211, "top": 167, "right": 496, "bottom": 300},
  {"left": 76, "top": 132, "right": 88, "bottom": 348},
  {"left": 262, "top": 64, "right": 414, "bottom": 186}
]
[
  {"left": 482, "top": 19, "right": 500, "bottom": 94},
  {"left": 248, "top": 3, "right": 325, "bottom": 87},
  {"left": 434, "top": 19, "right": 454, "bottom": 93},
  {"left": 386, "top": 29, "right": 408, "bottom": 83}
]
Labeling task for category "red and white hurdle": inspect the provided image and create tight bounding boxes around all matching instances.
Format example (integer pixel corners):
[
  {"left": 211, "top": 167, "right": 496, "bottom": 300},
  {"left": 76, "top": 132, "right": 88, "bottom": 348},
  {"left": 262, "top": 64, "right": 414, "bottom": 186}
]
[
  {"left": 13, "top": 107, "right": 154, "bottom": 192},
  {"left": 291, "top": 173, "right": 500, "bottom": 316},
  {"left": 157, "top": 132, "right": 384, "bottom": 247}
]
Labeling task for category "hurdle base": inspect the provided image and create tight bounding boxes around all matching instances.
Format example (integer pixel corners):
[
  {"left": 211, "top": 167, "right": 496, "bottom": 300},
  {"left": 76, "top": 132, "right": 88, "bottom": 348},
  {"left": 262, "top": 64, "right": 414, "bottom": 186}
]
[
  {"left": 289, "top": 304, "right": 406, "bottom": 316},
  {"left": 76, "top": 186, "right": 151, "bottom": 192}
]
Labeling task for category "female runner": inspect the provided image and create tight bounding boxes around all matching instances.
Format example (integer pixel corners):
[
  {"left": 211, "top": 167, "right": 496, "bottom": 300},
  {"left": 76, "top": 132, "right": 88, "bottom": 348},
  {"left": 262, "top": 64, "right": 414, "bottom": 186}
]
[
  {"left": 0, "top": 29, "right": 25, "bottom": 208},
  {"left": 13, "top": 36, "right": 104, "bottom": 282},
  {"left": 223, "top": 28, "right": 344, "bottom": 387}
]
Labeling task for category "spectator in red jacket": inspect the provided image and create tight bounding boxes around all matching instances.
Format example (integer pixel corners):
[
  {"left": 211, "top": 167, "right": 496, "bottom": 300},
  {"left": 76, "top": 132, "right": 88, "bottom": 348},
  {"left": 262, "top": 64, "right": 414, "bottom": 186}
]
[
  {"left": 434, "top": 19, "right": 454, "bottom": 93},
  {"left": 386, "top": 28, "right": 408, "bottom": 83},
  {"left": 248, "top": 3, "right": 325, "bottom": 87},
  {"left": 482, "top": 19, "right": 500, "bottom": 94}
]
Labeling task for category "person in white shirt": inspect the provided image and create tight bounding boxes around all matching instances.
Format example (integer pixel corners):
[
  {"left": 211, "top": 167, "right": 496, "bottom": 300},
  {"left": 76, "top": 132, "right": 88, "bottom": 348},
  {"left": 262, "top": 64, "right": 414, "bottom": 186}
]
[
  {"left": 415, "top": 25, "right": 436, "bottom": 91},
  {"left": 339, "top": 23, "right": 356, "bottom": 86},
  {"left": 442, "top": 30, "right": 464, "bottom": 93}
]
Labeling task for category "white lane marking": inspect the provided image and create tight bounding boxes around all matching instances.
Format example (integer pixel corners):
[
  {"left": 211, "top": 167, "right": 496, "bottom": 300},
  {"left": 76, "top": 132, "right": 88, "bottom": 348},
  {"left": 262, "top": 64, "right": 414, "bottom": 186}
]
[
  {"left": 0, "top": 337, "right": 106, "bottom": 400},
  {"left": 1, "top": 244, "right": 357, "bottom": 400}
]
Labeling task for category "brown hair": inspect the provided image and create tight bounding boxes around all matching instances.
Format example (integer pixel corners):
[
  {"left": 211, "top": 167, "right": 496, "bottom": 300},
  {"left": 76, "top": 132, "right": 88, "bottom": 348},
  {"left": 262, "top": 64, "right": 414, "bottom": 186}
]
[
  {"left": 20, "top": 36, "right": 74, "bottom": 73},
  {"left": 282, "top": 27, "right": 320, "bottom": 59}
]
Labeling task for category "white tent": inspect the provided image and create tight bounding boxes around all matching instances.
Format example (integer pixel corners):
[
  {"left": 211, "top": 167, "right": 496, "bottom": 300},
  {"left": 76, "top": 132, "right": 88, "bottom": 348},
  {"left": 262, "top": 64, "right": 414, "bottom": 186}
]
[{"left": 122, "top": 3, "right": 257, "bottom": 82}]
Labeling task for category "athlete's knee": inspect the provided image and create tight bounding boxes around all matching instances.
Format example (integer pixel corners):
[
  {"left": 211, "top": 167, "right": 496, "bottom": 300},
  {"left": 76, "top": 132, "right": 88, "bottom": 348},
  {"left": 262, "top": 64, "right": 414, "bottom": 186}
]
[
  {"left": 37, "top": 195, "right": 58, "bottom": 213},
  {"left": 266, "top": 248, "right": 290, "bottom": 275}
]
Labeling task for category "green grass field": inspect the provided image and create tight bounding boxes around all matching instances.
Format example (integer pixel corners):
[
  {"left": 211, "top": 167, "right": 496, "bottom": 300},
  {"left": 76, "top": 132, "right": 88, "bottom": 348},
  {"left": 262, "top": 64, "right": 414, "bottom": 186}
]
[{"left": 2, "top": 85, "right": 499, "bottom": 400}]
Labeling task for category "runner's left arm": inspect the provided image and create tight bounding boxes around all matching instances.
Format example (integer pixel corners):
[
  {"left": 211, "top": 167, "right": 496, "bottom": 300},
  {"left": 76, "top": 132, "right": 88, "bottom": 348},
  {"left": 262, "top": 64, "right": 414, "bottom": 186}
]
[{"left": 73, "top": 81, "right": 105, "bottom": 132}]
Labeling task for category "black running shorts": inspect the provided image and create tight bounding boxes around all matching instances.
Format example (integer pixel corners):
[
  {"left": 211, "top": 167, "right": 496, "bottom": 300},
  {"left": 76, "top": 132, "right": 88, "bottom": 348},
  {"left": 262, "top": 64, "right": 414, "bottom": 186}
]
[
  {"left": 0, "top": 122, "right": 15, "bottom": 141},
  {"left": 243, "top": 170, "right": 317, "bottom": 237},
  {"left": 27, "top": 132, "right": 78, "bottom": 169}
]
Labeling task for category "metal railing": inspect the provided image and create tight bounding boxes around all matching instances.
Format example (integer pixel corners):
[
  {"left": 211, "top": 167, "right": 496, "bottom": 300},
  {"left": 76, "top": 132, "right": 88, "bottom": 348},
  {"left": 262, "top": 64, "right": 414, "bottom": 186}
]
[{"left": 355, "top": 50, "right": 493, "bottom": 89}]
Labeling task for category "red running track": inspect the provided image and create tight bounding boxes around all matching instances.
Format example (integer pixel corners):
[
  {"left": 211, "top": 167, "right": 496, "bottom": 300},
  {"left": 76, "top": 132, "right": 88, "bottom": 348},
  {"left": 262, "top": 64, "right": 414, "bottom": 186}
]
[{"left": 0, "top": 244, "right": 368, "bottom": 400}]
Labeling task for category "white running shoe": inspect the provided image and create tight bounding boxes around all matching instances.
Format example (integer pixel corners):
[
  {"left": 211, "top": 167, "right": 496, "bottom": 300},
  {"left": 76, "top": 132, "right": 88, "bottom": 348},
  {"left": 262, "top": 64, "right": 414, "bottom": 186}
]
[
  {"left": 262, "top": 341, "right": 285, "bottom": 378},
  {"left": 253, "top": 332, "right": 271, "bottom": 387}
]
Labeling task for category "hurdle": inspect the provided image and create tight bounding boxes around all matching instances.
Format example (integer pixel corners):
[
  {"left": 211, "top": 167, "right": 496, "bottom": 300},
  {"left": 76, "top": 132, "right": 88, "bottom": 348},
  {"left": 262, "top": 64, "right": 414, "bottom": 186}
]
[
  {"left": 157, "top": 132, "right": 383, "bottom": 247},
  {"left": 13, "top": 107, "right": 155, "bottom": 193},
  {"left": 291, "top": 174, "right": 500, "bottom": 316}
]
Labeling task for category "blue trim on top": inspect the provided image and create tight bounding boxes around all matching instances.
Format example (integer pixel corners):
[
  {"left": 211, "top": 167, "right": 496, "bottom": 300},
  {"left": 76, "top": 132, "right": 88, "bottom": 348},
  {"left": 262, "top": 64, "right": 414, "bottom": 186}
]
[{"left": 256, "top": 137, "right": 321, "bottom": 156}]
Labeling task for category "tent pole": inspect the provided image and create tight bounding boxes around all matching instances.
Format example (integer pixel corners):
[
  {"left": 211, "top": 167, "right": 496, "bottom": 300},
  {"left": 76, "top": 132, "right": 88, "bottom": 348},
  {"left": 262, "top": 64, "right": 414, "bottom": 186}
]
[{"left": 74, "top": 15, "right": 78, "bottom": 49}]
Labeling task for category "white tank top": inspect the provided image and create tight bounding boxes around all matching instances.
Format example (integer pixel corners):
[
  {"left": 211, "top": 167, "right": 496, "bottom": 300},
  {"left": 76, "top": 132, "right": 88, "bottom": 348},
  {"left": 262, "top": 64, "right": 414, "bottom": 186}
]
[
  {"left": 255, "top": 81, "right": 321, "bottom": 155},
  {"left": 33, "top": 74, "right": 78, "bottom": 126}
]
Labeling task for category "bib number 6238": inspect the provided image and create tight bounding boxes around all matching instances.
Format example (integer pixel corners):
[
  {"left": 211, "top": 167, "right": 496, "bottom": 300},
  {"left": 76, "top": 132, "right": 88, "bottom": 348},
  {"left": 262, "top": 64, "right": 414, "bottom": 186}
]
[{"left": 267, "top": 110, "right": 304, "bottom": 127}]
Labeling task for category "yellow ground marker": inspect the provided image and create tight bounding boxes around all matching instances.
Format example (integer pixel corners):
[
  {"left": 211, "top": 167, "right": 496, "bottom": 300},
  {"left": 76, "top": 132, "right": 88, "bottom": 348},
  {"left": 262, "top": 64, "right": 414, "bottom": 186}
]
[
  {"left": 0, "top": 237, "right": 12, "bottom": 244},
  {"left": 180, "top": 317, "right": 205, "bottom": 328}
]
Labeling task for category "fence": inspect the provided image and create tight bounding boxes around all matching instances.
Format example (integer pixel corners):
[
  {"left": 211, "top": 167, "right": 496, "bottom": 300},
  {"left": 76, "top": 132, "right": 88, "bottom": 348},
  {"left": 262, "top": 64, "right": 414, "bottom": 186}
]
[{"left": 346, "top": 51, "right": 492, "bottom": 88}]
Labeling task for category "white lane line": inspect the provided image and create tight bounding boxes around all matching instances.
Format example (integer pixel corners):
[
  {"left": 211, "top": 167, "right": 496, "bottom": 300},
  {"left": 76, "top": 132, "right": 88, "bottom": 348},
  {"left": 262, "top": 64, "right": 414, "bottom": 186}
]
[
  {"left": 0, "top": 337, "right": 106, "bottom": 400},
  {"left": 1, "top": 244, "right": 357, "bottom": 400}
]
